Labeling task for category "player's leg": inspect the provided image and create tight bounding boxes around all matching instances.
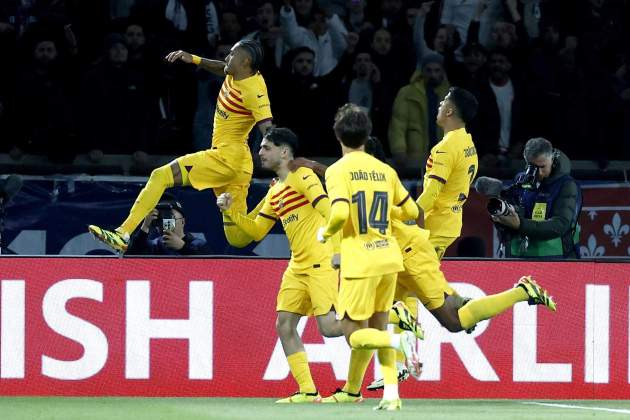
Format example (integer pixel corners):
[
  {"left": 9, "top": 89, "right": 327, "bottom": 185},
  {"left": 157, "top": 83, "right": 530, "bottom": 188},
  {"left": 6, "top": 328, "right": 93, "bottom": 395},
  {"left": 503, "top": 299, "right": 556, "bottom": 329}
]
[
  {"left": 408, "top": 237, "right": 557, "bottom": 332},
  {"left": 311, "top": 268, "right": 343, "bottom": 338},
  {"left": 428, "top": 234, "right": 456, "bottom": 260},
  {"left": 454, "top": 275, "right": 556, "bottom": 332},
  {"left": 275, "top": 270, "right": 320, "bottom": 403},
  {"left": 89, "top": 158, "right": 188, "bottom": 252},
  {"left": 217, "top": 183, "right": 256, "bottom": 247}
]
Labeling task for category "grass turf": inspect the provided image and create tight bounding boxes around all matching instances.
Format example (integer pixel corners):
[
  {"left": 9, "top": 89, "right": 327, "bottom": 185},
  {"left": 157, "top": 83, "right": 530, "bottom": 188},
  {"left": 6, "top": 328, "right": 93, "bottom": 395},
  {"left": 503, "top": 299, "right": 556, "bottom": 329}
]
[{"left": 1, "top": 398, "right": 629, "bottom": 420}]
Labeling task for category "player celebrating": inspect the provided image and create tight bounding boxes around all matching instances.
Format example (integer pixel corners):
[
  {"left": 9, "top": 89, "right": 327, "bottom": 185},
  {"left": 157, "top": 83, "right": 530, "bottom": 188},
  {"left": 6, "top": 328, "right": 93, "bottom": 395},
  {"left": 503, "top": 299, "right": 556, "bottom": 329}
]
[
  {"left": 318, "top": 104, "right": 421, "bottom": 411},
  {"left": 216, "top": 128, "right": 340, "bottom": 403},
  {"left": 89, "top": 40, "right": 273, "bottom": 252},
  {"left": 417, "top": 86, "right": 479, "bottom": 259},
  {"left": 291, "top": 138, "right": 557, "bottom": 393}
]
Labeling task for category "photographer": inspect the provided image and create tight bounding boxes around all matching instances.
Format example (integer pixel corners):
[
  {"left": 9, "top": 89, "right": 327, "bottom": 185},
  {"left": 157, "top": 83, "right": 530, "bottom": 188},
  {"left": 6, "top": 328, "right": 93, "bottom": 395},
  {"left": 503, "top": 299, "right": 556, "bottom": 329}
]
[
  {"left": 490, "top": 138, "right": 582, "bottom": 258},
  {"left": 126, "top": 195, "right": 210, "bottom": 255}
]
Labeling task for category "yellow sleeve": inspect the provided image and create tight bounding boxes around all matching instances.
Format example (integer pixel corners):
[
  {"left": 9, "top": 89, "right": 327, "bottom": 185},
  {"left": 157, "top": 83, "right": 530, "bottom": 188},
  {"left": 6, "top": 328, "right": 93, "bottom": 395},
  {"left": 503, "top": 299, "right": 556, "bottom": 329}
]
[
  {"left": 322, "top": 165, "right": 350, "bottom": 240},
  {"left": 417, "top": 176, "right": 445, "bottom": 212},
  {"left": 392, "top": 174, "right": 419, "bottom": 221},
  {"left": 224, "top": 193, "right": 276, "bottom": 241},
  {"left": 242, "top": 76, "right": 273, "bottom": 123}
]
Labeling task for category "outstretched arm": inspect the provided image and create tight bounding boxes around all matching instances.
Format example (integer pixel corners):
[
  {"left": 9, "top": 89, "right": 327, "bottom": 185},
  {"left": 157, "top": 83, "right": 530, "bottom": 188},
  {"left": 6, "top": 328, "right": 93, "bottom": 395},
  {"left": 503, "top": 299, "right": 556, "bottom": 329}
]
[{"left": 165, "top": 50, "right": 226, "bottom": 77}]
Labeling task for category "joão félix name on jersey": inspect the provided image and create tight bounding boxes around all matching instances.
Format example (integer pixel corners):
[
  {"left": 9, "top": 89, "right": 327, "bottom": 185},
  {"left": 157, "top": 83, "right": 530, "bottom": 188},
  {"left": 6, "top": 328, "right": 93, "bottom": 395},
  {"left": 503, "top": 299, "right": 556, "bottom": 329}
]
[{"left": 350, "top": 170, "right": 386, "bottom": 182}]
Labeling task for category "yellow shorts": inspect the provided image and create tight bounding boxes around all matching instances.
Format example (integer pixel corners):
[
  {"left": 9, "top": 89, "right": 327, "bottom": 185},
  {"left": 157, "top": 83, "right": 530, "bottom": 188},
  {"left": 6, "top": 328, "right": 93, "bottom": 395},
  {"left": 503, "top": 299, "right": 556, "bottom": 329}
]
[
  {"left": 395, "top": 238, "right": 455, "bottom": 311},
  {"left": 177, "top": 148, "right": 252, "bottom": 215},
  {"left": 276, "top": 266, "right": 338, "bottom": 317},
  {"left": 428, "top": 235, "right": 456, "bottom": 260},
  {"left": 337, "top": 273, "right": 397, "bottom": 321}
]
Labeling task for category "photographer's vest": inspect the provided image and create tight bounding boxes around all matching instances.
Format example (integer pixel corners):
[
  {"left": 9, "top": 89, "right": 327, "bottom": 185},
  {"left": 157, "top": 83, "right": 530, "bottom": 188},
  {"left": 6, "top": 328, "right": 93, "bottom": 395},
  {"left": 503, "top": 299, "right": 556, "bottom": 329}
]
[{"left": 510, "top": 174, "right": 582, "bottom": 258}]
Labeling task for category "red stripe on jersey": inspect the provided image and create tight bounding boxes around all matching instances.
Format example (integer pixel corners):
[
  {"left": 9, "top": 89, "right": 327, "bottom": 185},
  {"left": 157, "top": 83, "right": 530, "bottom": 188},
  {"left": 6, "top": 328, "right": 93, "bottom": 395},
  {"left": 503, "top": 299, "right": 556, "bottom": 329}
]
[
  {"left": 220, "top": 90, "right": 247, "bottom": 111},
  {"left": 218, "top": 96, "right": 251, "bottom": 115},
  {"left": 429, "top": 174, "right": 447, "bottom": 184},
  {"left": 272, "top": 194, "right": 304, "bottom": 212},
  {"left": 277, "top": 199, "right": 309, "bottom": 217},
  {"left": 222, "top": 86, "right": 243, "bottom": 103},
  {"left": 270, "top": 190, "right": 298, "bottom": 205},
  {"left": 226, "top": 77, "right": 241, "bottom": 94},
  {"left": 270, "top": 186, "right": 291, "bottom": 199}
]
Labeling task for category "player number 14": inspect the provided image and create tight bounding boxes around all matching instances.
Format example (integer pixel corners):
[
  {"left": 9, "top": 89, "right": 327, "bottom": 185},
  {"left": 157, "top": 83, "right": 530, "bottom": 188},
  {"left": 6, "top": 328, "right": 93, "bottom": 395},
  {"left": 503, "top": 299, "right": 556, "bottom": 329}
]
[{"left": 352, "top": 191, "right": 389, "bottom": 234}]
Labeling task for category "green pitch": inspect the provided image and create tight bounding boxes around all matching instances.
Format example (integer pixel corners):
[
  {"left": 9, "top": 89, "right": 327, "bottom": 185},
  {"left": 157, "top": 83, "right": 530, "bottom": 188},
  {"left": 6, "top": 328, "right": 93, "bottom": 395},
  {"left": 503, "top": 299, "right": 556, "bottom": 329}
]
[{"left": 2, "top": 398, "right": 630, "bottom": 419}]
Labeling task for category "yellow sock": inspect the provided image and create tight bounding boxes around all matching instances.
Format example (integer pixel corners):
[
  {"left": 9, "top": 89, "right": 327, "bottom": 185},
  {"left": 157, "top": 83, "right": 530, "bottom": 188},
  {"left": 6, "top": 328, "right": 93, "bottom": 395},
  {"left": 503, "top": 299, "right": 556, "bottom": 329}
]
[
  {"left": 378, "top": 348, "right": 398, "bottom": 385},
  {"left": 287, "top": 351, "right": 316, "bottom": 394},
  {"left": 349, "top": 328, "right": 391, "bottom": 349},
  {"left": 458, "top": 288, "right": 528, "bottom": 330},
  {"left": 119, "top": 164, "right": 176, "bottom": 235},
  {"left": 343, "top": 349, "right": 374, "bottom": 395}
]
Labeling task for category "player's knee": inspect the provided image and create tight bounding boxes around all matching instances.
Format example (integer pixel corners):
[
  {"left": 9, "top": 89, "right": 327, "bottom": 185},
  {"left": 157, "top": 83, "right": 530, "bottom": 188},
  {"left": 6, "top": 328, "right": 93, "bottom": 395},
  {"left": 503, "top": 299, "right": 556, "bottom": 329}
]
[
  {"left": 150, "top": 166, "right": 171, "bottom": 188},
  {"left": 275, "top": 316, "right": 293, "bottom": 338}
]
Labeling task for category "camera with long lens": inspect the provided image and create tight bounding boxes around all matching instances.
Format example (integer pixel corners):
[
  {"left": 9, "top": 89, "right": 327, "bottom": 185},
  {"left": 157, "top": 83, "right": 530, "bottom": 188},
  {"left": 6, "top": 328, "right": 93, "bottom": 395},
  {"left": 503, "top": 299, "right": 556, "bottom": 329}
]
[
  {"left": 487, "top": 197, "right": 511, "bottom": 216},
  {"left": 154, "top": 203, "right": 176, "bottom": 233}
]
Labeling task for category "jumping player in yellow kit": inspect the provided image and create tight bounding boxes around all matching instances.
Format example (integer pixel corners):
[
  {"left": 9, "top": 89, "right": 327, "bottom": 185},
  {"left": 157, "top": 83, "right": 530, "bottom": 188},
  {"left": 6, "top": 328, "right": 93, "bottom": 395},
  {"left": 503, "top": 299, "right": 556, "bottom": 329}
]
[{"left": 88, "top": 40, "right": 273, "bottom": 252}]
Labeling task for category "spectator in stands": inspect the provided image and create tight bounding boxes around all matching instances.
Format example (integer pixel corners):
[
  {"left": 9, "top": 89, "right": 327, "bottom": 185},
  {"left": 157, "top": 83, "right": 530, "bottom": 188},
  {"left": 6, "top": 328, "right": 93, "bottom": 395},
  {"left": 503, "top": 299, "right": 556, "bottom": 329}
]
[
  {"left": 219, "top": 9, "right": 243, "bottom": 44},
  {"left": 344, "top": 0, "right": 373, "bottom": 34},
  {"left": 388, "top": 53, "right": 450, "bottom": 172},
  {"left": 471, "top": 49, "right": 528, "bottom": 167},
  {"left": 13, "top": 38, "right": 78, "bottom": 162},
  {"left": 274, "top": 45, "right": 352, "bottom": 157},
  {"left": 243, "top": 1, "right": 284, "bottom": 73},
  {"left": 79, "top": 33, "right": 155, "bottom": 163},
  {"left": 344, "top": 49, "right": 391, "bottom": 146},
  {"left": 279, "top": 0, "right": 348, "bottom": 76},
  {"left": 492, "top": 137, "right": 582, "bottom": 259},
  {"left": 126, "top": 194, "right": 210, "bottom": 255},
  {"left": 413, "top": 1, "right": 461, "bottom": 74}
]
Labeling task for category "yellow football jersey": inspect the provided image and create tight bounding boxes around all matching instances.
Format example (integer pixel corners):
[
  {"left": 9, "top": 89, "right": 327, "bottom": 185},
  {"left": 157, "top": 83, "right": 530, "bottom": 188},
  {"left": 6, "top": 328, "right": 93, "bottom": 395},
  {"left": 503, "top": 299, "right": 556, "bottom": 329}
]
[
  {"left": 420, "top": 127, "right": 477, "bottom": 237},
  {"left": 324, "top": 151, "right": 416, "bottom": 278},
  {"left": 391, "top": 219, "right": 430, "bottom": 259},
  {"left": 227, "top": 167, "right": 333, "bottom": 273},
  {"left": 212, "top": 72, "right": 272, "bottom": 168}
]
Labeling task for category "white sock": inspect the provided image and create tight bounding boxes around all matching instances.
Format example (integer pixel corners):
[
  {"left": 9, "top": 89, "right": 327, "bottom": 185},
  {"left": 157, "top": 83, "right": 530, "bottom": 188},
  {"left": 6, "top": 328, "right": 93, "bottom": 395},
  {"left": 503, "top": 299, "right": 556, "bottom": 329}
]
[
  {"left": 389, "top": 333, "right": 401, "bottom": 350},
  {"left": 383, "top": 384, "right": 399, "bottom": 400}
]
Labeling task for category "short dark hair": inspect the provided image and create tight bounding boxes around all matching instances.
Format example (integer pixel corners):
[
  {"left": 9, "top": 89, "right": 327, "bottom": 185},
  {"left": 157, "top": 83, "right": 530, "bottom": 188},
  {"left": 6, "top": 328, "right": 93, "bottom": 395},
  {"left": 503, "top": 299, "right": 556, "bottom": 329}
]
[
  {"left": 158, "top": 192, "right": 185, "bottom": 217},
  {"left": 235, "top": 39, "right": 264, "bottom": 71},
  {"left": 264, "top": 127, "right": 299, "bottom": 155},
  {"left": 447, "top": 87, "right": 478, "bottom": 124},
  {"left": 523, "top": 137, "right": 553, "bottom": 161},
  {"left": 333, "top": 103, "right": 372, "bottom": 148}
]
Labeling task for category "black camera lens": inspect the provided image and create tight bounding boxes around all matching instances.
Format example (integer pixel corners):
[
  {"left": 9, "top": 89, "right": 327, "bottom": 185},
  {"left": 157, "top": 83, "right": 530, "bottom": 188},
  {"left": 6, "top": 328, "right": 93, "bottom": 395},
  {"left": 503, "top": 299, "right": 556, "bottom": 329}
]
[{"left": 487, "top": 197, "right": 509, "bottom": 216}]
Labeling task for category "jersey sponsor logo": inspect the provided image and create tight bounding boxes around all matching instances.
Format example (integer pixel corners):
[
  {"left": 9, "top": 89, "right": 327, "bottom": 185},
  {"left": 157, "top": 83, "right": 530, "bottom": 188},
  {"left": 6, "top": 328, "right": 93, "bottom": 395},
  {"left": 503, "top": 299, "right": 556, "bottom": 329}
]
[
  {"left": 464, "top": 146, "right": 477, "bottom": 157},
  {"left": 451, "top": 205, "right": 463, "bottom": 213},
  {"left": 281, "top": 213, "right": 298, "bottom": 228},
  {"left": 257, "top": 94, "right": 265, "bottom": 98},
  {"left": 216, "top": 108, "right": 229, "bottom": 119},
  {"left": 364, "top": 239, "right": 390, "bottom": 250},
  {"left": 302, "top": 175, "right": 311, "bottom": 180},
  {"left": 350, "top": 170, "right": 386, "bottom": 182}
]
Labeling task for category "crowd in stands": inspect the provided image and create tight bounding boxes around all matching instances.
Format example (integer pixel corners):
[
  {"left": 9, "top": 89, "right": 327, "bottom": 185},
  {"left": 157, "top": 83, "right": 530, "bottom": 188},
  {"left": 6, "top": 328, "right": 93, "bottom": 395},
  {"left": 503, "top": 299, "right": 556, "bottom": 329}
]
[{"left": 0, "top": 0, "right": 629, "bottom": 174}]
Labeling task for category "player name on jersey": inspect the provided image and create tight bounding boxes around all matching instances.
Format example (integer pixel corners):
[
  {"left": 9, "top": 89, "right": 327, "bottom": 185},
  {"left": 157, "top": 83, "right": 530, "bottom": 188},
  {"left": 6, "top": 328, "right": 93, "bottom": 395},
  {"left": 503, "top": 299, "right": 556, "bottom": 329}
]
[{"left": 349, "top": 170, "right": 387, "bottom": 182}]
